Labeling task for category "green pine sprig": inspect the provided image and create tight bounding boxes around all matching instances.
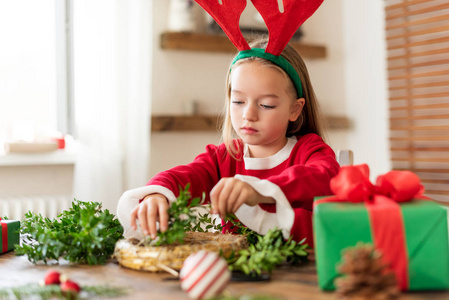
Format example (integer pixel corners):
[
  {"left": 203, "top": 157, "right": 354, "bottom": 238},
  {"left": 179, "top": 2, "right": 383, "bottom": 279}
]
[
  {"left": 0, "top": 284, "right": 128, "bottom": 300},
  {"left": 225, "top": 228, "right": 309, "bottom": 276},
  {"left": 188, "top": 208, "right": 223, "bottom": 233},
  {"left": 149, "top": 184, "right": 206, "bottom": 246},
  {"left": 15, "top": 199, "right": 124, "bottom": 265},
  {"left": 224, "top": 215, "right": 260, "bottom": 245}
]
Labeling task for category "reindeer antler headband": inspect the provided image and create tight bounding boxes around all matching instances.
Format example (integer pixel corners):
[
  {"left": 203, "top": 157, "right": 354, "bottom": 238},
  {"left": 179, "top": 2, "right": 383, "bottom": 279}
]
[{"left": 194, "top": 0, "right": 324, "bottom": 98}]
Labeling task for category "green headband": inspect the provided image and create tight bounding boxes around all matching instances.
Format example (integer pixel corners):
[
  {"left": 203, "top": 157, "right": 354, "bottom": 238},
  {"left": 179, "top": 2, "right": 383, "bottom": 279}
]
[{"left": 231, "top": 48, "right": 304, "bottom": 99}]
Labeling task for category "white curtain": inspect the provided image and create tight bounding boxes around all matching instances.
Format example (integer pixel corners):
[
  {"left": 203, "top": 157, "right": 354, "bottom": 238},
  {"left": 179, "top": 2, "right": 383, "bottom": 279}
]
[{"left": 72, "top": 0, "right": 152, "bottom": 211}]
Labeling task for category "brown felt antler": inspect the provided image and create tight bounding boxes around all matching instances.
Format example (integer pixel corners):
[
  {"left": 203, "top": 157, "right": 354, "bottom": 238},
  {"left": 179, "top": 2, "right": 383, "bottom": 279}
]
[
  {"left": 194, "top": 0, "right": 250, "bottom": 51},
  {"left": 251, "top": 0, "right": 324, "bottom": 56}
]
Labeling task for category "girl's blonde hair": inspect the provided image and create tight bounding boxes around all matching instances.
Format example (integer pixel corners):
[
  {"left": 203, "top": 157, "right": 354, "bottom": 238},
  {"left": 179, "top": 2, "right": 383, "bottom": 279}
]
[{"left": 221, "top": 37, "right": 326, "bottom": 159}]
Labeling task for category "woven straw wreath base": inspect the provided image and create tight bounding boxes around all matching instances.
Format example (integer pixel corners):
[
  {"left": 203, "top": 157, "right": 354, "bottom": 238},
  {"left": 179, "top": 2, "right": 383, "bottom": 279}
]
[{"left": 113, "top": 231, "right": 248, "bottom": 272}]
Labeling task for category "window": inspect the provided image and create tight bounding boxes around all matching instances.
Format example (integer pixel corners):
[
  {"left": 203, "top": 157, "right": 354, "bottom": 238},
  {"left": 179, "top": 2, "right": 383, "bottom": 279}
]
[
  {"left": 385, "top": 0, "right": 449, "bottom": 202},
  {"left": 0, "top": 0, "right": 72, "bottom": 149}
]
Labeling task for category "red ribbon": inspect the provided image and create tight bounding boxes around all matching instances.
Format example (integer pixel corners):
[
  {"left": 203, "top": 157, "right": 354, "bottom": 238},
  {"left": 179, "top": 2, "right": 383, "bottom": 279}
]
[
  {"left": 315, "top": 164, "right": 425, "bottom": 291},
  {"left": 0, "top": 218, "right": 8, "bottom": 253}
]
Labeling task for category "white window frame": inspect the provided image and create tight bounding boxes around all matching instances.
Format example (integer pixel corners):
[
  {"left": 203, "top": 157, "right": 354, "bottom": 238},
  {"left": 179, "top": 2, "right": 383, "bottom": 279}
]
[{"left": 55, "top": 0, "right": 74, "bottom": 136}]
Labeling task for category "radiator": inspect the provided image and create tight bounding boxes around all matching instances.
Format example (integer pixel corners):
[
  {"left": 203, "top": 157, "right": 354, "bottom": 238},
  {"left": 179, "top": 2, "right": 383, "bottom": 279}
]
[{"left": 0, "top": 195, "right": 72, "bottom": 220}]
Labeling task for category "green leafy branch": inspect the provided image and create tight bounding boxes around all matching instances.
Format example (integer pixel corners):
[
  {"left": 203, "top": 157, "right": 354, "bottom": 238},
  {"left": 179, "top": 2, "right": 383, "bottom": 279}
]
[
  {"left": 150, "top": 184, "right": 208, "bottom": 246},
  {"left": 0, "top": 284, "right": 128, "bottom": 300},
  {"left": 225, "top": 227, "right": 308, "bottom": 276},
  {"left": 224, "top": 215, "right": 260, "bottom": 245},
  {"left": 15, "top": 200, "right": 124, "bottom": 265},
  {"left": 188, "top": 208, "right": 223, "bottom": 233}
]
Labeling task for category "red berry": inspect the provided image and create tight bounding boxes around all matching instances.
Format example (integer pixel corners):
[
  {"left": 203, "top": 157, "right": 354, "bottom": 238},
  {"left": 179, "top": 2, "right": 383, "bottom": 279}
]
[
  {"left": 60, "top": 280, "right": 81, "bottom": 293},
  {"left": 44, "top": 270, "right": 61, "bottom": 285}
]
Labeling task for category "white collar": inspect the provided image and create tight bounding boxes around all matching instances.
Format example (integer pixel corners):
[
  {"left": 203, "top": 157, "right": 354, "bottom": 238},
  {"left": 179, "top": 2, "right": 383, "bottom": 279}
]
[{"left": 243, "top": 136, "right": 298, "bottom": 170}]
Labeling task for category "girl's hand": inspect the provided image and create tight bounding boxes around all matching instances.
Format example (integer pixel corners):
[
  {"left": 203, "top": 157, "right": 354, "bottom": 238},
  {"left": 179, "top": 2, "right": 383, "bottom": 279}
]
[
  {"left": 210, "top": 177, "right": 274, "bottom": 219},
  {"left": 130, "top": 193, "right": 169, "bottom": 239}
]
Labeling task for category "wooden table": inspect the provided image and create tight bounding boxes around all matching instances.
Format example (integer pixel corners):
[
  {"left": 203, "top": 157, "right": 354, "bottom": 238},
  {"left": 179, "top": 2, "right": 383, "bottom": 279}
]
[{"left": 0, "top": 251, "right": 448, "bottom": 300}]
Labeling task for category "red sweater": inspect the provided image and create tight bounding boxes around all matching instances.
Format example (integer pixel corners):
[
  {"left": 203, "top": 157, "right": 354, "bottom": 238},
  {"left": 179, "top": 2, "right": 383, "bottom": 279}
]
[{"left": 117, "top": 133, "right": 340, "bottom": 248}]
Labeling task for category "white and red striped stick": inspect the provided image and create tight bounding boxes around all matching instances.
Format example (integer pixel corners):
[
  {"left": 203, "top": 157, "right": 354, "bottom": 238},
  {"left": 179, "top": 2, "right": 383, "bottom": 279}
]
[{"left": 180, "top": 250, "right": 231, "bottom": 300}]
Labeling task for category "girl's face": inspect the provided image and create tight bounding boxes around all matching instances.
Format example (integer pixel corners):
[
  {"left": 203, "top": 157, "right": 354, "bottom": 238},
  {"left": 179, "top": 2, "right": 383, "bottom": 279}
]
[{"left": 230, "top": 61, "right": 304, "bottom": 158}]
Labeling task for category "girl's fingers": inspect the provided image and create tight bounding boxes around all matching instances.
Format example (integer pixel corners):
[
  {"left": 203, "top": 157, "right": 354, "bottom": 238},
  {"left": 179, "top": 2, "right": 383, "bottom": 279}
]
[
  {"left": 226, "top": 183, "right": 243, "bottom": 216},
  {"left": 129, "top": 194, "right": 170, "bottom": 239},
  {"left": 137, "top": 203, "right": 150, "bottom": 236},
  {"left": 212, "top": 178, "right": 253, "bottom": 218},
  {"left": 146, "top": 203, "right": 158, "bottom": 239},
  {"left": 231, "top": 188, "right": 247, "bottom": 213},
  {"left": 216, "top": 180, "right": 234, "bottom": 219},
  {"left": 210, "top": 179, "right": 225, "bottom": 214},
  {"left": 158, "top": 201, "right": 169, "bottom": 232}
]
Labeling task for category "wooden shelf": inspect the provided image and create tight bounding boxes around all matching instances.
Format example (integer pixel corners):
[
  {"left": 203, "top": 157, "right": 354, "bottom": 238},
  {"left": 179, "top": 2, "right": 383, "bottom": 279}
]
[
  {"left": 160, "top": 32, "right": 327, "bottom": 59},
  {"left": 152, "top": 115, "right": 221, "bottom": 132},
  {"left": 151, "top": 115, "right": 349, "bottom": 132}
]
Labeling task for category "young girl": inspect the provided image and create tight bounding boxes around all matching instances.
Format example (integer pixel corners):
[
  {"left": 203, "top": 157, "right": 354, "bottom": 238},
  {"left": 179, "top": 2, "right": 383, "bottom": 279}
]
[{"left": 117, "top": 38, "right": 340, "bottom": 248}]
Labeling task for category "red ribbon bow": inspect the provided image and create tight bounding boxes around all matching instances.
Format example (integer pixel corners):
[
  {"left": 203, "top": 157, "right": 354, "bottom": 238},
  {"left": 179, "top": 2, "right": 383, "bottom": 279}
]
[
  {"left": 317, "top": 164, "right": 425, "bottom": 291},
  {"left": 330, "top": 164, "right": 424, "bottom": 203}
]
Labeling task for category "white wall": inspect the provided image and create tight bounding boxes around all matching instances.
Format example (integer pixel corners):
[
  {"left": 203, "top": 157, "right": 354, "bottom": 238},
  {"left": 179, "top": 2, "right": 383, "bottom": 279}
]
[
  {"left": 343, "top": 0, "right": 390, "bottom": 179},
  {"left": 149, "top": 0, "right": 381, "bottom": 178},
  {"left": 149, "top": 0, "right": 225, "bottom": 177},
  {"left": 300, "top": 0, "right": 349, "bottom": 156}
]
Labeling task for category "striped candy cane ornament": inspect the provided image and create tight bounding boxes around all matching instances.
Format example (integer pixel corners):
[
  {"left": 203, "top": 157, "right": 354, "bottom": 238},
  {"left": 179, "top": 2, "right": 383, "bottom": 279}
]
[{"left": 180, "top": 250, "right": 231, "bottom": 300}]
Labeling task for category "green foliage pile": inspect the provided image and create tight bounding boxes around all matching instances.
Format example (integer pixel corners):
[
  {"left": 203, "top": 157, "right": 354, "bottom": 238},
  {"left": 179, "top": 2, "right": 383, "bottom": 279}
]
[{"left": 15, "top": 199, "right": 123, "bottom": 265}]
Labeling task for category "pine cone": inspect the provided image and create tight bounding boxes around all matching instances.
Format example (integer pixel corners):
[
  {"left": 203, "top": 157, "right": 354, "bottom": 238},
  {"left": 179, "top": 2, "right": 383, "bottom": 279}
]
[{"left": 335, "top": 243, "right": 400, "bottom": 300}]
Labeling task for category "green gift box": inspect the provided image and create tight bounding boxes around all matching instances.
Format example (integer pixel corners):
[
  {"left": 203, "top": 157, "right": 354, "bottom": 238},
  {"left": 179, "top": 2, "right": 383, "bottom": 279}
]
[
  {"left": 313, "top": 198, "right": 449, "bottom": 291},
  {"left": 0, "top": 219, "right": 20, "bottom": 254}
]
